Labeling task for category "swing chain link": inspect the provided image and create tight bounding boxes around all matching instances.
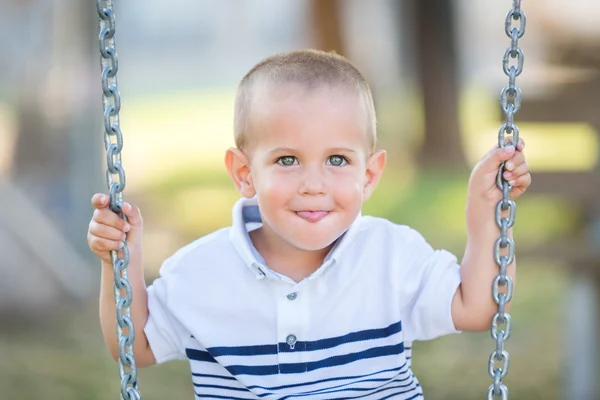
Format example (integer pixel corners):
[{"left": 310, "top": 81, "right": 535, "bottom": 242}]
[
  {"left": 488, "top": 1, "right": 525, "bottom": 399},
  {"left": 97, "top": 1, "right": 141, "bottom": 399}
]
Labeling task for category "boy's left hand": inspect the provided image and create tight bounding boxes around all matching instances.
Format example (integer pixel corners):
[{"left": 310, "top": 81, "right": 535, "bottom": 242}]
[{"left": 468, "top": 139, "right": 531, "bottom": 204}]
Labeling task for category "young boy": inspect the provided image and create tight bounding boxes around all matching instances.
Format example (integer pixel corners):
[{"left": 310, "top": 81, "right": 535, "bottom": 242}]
[{"left": 88, "top": 49, "right": 530, "bottom": 399}]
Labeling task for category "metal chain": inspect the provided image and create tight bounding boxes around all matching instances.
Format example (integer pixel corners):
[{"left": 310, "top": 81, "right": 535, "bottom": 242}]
[
  {"left": 487, "top": 1, "right": 526, "bottom": 399},
  {"left": 97, "top": 2, "right": 141, "bottom": 399}
]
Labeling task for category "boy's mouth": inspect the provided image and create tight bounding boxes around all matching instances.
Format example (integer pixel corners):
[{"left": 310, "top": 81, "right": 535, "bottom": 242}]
[{"left": 296, "top": 210, "right": 329, "bottom": 223}]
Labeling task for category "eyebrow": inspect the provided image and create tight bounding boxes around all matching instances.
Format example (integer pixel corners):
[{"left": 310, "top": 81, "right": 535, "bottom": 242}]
[{"left": 267, "top": 147, "right": 357, "bottom": 154}]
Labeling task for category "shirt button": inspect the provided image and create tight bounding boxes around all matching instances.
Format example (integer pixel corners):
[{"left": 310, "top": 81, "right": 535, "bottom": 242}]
[
  {"left": 286, "top": 334, "right": 297, "bottom": 348},
  {"left": 287, "top": 292, "right": 297, "bottom": 300}
]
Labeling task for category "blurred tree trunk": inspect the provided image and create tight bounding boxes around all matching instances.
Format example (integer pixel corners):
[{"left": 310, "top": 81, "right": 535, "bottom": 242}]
[
  {"left": 412, "top": 0, "right": 466, "bottom": 169},
  {"left": 11, "top": 0, "right": 102, "bottom": 240},
  {"left": 10, "top": 1, "right": 64, "bottom": 189},
  {"left": 310, "top": 0, "right": 346, "bottom": 55}
]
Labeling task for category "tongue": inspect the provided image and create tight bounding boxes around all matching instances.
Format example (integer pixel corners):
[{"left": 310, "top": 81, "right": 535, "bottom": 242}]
[{"left": 297, "top": 211, "right": 328, "bottom": 222}]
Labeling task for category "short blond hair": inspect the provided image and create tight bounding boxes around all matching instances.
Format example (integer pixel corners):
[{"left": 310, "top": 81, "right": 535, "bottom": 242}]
[{"left": 233, "top": 49, "right": 377, "bottom": 152}]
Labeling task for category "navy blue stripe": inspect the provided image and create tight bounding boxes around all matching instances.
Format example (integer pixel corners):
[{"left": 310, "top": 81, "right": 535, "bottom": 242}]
[
  {"left": 208, "top": 344, "right": 277, "bottom": 357},
  {"left": 193, "top": 392, "right": 256, "bottom": 400},
  {"left": 226, "top": 342, "right": 404, "bottom": 376},
  {"left": 282, "top": 378, "right": 394, "bottom": 397},
  {"left": 282, "top": 374, "right": 416, "bottom": 399},
  {"left": 186, "top": 348, "right": 218, "bottom": 363},
  {"left": 298, "top": 342, "right": 404, "bottom": 374},
  {"left": 203, "top": 321, "right": 402, "bottom": 357},
  {"left": 249, "top": 363, "right": 408, "bottom": 394},
  {"left": 191, "top": 372, "right": 237, "bottom": 381},
  {"left": 225, "top": 363, "right": 278, "bottom": 376},
  {"left": 278, "top": 369, "right": 413, "bottom": 399},
  {"left": 280, "top": 321, "right": 403, "bottom": 353},
  {"left": 192, "top": 383, "right": 251, "bottom": 392}
]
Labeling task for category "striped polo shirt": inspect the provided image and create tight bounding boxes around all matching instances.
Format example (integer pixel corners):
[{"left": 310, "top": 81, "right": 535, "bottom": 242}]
[{"left": 145, "top": 196, "right": 461, "bottom": 399}]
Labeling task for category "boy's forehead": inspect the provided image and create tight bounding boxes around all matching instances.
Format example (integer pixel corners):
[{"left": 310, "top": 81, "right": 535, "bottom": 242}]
[
  {"left": 249, "top": 83, "right": 367, "bottom": 128},
  {"left": 239, "top": 80, "right": 374, "bottom": 154},
  {"left": 245, "top": 86, "right": 370, "bottom": 153}
]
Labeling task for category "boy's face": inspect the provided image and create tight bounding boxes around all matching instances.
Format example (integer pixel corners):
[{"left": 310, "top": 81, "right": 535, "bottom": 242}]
[{"left": 227, "top": 83, "right": 386, "bottom": 251}]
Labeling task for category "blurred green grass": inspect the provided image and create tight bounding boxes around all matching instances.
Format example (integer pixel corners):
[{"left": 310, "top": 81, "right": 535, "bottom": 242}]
[{"left": 0, "top": 169, "right": 574, "bottom": 400}]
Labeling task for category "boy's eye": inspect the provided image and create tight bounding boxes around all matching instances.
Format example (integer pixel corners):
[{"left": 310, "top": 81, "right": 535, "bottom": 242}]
[
  {"left": 327, "top": 155, "right": 347, "bottom": 167},
  {"left": 277, "top": 156, "right": 297, "bottom": 166}
]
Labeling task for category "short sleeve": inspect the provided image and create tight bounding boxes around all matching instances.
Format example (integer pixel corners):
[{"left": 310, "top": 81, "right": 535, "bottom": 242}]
[
  {"left": 399, "top": 228, "right": 462, "bottom": 342},
  {"left": 144, "top": 257, "right": 189, "bottom": 364}
]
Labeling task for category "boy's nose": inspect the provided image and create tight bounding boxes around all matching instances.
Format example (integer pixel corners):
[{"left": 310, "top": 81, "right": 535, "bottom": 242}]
[{"left": 299, "top": 167, "right": 326, "bottom": 195}]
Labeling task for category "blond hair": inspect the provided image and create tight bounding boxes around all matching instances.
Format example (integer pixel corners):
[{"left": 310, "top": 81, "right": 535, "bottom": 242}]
[{"left": 233, "top": 49, "right": 377, "bottom": 152}]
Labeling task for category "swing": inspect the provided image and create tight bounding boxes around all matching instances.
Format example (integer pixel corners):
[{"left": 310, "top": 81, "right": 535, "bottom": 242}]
[{"left": 95, "top": 1, "right": 526, "bottom": 399}]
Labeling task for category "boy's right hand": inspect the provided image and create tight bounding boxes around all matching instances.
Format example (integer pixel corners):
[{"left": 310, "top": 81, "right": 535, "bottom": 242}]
[{"left": 87, "top": 193, "right": 143, "bottom": 263}]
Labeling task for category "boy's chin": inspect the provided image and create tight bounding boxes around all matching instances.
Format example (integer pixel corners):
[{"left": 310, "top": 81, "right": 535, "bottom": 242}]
[{"left": 288, "top": 234, "right": 340, "bottom": 252}]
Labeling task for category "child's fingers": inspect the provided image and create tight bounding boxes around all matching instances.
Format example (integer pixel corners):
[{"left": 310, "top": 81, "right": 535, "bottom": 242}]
[
  {"left": 87, "top": 233, "right": 124, "bottom": 253},
  {"left": 91, "top": 193, "right": 110, "bottom": 209},
  {"left": 88, "top": 219, "right": 127, "bottom": 242},
  {"left": 121, "top": 202, "right": 142, "bottom": 228},
  {"left": 503, "top": 161, "right": 529, "bottom": 180},
  {"left": 504, "top": 151, "right": 525, "bottom": 172},
  {"left": 93, "top": 207, "right": 130, "bottom": 232},
  {"left": 479, "top": 145, "right": 516, "bottom": 173},
  {"left": 507, "top": 172, "right": 531, "bottom": 188},
  {"left": 505, "top": 137, "right": 524, "bottom": 151}
]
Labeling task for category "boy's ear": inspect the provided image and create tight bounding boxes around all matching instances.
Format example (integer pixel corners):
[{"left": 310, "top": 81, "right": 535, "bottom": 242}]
[
  {"left": 363, "top": 150, "right": 386, "bottom": 200},
  {"left": 225, "top": 148, "right": 256, "bottom": 198}
]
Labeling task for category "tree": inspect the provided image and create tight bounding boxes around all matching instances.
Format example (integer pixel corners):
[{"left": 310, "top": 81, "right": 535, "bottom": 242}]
[
  {"left": 310, "top": 0, "right": 345, "bottom": 55},
  {"left": 412, "top": 0, "right": 466, "bottom": 169}
]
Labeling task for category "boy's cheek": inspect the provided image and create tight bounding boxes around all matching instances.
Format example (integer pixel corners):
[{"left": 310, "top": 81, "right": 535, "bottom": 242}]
[{"left": 255, "top": 172, "right": 294, "bottom": 193}]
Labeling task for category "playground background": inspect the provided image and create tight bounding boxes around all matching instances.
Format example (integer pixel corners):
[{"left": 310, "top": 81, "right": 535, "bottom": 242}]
[{"left": 1, "top": 1, "right": 599, "bottom": 399}]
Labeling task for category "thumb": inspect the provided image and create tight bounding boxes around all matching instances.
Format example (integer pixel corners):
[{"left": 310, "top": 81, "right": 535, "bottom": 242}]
[
  {"left": 122, "top": 202, "right": 143, "bottom": 228},
  {"left": 481, "top": 145, "right": 515, "bottom": 173},
  {"left": 121, "top": 202, "right": 143, "bottom": 246}
]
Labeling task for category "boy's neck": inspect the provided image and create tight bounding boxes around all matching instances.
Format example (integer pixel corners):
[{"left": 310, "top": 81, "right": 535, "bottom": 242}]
[{"left": 249, "top": 227, "right": 333, "bottom": 283}]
